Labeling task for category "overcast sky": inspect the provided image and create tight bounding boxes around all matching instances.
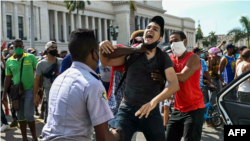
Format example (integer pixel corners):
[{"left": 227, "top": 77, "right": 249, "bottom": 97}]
[{"left": 162, "top": 0, "right": 250, "bottom": 36}]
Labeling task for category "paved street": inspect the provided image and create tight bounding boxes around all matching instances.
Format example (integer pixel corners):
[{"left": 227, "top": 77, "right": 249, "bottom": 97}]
[{"left": 1, "top": 104, "right": 224, "bottom": 141}]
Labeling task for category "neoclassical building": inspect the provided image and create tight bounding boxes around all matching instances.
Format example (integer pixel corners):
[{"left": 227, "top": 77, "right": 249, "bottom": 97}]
[{"left": 1, "top": 0, "right": 196, "bottom": 52}]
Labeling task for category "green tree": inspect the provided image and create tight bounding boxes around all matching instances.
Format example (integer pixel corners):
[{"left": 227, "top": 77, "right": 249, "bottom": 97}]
[
  {"left": 208, "top": 31, "right": 218, "bottom": 46},
  {"left": 202, "top": 37, "right": 210, "bottom": 47},
  {"left": 195, "top": 28, "right": 203, "bottom": 43},
  {"left": 63, "top": 0, "right": 91, "bottom": 28},
  {"left": 227, "top": 16, "right": 250, "bottom": 48}
]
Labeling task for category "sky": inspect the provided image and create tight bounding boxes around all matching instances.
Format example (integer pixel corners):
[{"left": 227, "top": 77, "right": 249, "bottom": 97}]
[{"left": 162, "top": 0, "right": 250, "bottom": 36}]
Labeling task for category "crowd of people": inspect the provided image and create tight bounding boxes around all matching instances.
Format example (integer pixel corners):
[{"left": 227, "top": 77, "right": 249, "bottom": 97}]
[{"left": 1, "top": 15, "right": 250, "bottom": 141}]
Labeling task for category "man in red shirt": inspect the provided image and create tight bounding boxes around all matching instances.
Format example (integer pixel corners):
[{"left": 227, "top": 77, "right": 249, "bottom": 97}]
[{"left": 166, "top": 31, "right": 205, "bottom": 141}]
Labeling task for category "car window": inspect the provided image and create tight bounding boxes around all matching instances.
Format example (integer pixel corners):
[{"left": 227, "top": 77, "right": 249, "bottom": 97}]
[{"left": 224, "top": 76, "right": 250, "bottom": 104}]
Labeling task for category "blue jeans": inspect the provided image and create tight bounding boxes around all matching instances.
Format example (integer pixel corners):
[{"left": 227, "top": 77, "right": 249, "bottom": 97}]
[
  {"left": 17, "top": 89, "right": 35, "bottom": 122},
  {"left": 1, "top": 91, "right": 8, "bottom": 125},
  {"left": 116, "top": 100, "right": 165, "bottom": 141}
]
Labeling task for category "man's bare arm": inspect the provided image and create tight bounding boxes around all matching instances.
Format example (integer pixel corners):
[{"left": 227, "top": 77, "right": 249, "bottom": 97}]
[
  {"left": 218, "top": 58, "right": 227, "bottom": 87},
  {"left": 94, "top": 122, "right": 120, "bottom": 141},
  {"left": 33, "top": 75, "right": 41, "bottom": 106},
  {"left": 176, "top": 55, "right": 200, "bottom": 83}
]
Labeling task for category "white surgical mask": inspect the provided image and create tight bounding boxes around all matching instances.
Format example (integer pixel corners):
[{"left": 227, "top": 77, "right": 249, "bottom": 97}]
[
  {"left": 217, "top": 53, "right": 222, "bottom": 56},
  {"left": 171, "top": 41, "right": 186, "bottom": 57},
  {"left": 9, "top": 50, "right": 14, "bottom": 55}
]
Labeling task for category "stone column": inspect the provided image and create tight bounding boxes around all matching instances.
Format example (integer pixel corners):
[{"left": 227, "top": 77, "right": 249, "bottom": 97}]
[
  {"left": 98, "top": 18, "right": 102, "bottom": 42},
  {"left": 35, "top": 7, "right": 40, "bottom": 40},
  {"left": 77, "top": 14, "right": 82, "bottom": 28},
  {"left": 70, "top": 13, "right": 75, "bottom": 31},
  {"left": 147, "top": 18, "right": 150, "bottom": 26},
  {"left": 54, "top": 10, "right": 59, "bottom": 42},
  {"left": 142, "top": 17, "right": 145, "bottom": 29},
  {"left": 2, "top": 1, "right": 7, "bottom": 40},
  {"left": 92, "top": 16, "right": 95, "bottom": 34},
  {"left": 14, "top": 3, "right": 19, "bottom": 39},
  {"left": 137, "top": 16, "right": 140, "bottom": 30},
  {"left": 104, "top": 19, "right": 107, "bottom": 40},
  {"left": 25, "top": 5, "right": 29, "bottom": 40},
  {"left": 0, "top": 0, "right": 2, "bottom": 39},
  {"left": 62, "top": 12, "right": 67, "bottom": 42},
  {"left": 85, "top": 15, "right": 89, "bottom": 28}
]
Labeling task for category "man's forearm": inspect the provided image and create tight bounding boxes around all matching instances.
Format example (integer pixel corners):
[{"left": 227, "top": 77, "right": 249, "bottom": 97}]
[
  {"left": 102, "top": 47, "right": 138, "bottom": 59},
  {"left": 3, "top": 76, "right": 12, "bottom": 95},
  {"left": 152, "top": 82, "right": 179, "bottom": 104},
  {"left": 33, "top": 79, "right": 39, "bottom": 98},
  {"left": 205, "top": 71, "right": 212, "bottom": 84}
]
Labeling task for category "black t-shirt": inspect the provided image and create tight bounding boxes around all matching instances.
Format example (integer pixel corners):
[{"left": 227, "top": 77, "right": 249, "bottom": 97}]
[{"left": 124, "top": 52, "right": 174, "bottom": 106}]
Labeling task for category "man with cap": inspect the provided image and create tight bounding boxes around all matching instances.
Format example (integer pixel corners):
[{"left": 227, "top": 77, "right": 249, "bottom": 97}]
[
  {"left": 42, "top": 28, "right": 123, "bottom": 141},
  {"left": 33, "top": 41, "right": 63, "bottom": 124},
  {"left": 165, "top": 31, "right": 204, "bottom": 141},
  {"left": 99, "top": 16, "right": 179, "bottom": 140},
  {"left": 219, "top": 43, "right": 237, "bottom": 101},
  {"left": 4, "top": 42, "right": 15, "bottom": 60}
]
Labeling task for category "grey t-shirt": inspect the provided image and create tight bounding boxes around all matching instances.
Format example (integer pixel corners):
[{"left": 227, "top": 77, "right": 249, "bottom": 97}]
[
  {"left": 124, "top": 52, "right": 174, "bottom": 107},
  {"left": 36, "top": 58, "right": 63, "bottom": 100}
]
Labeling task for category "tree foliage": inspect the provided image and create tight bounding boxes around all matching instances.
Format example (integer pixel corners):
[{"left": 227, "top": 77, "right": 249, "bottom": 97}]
[
  {"left": 227, "top": 16, "right": 250, "bottom": 48},
  {"left": 208, "top": 31, "right": 218, "bottom": 46}
]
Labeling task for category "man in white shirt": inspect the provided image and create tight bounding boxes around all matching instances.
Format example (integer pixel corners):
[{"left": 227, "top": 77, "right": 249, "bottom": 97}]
[{"left": 41, "top": 28, "right": 123, "bottom": 141}]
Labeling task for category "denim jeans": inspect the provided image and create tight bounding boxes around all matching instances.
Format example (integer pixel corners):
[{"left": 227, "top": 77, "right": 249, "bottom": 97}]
[
  {"left": 1, "top": 91, "right": 8, "bottom": 125},
  {"left": 17, "top": 89, "right": 35, "bottom": 122},
  {"left": 116, "top": 100, "right": 165, "bottom": 141}
]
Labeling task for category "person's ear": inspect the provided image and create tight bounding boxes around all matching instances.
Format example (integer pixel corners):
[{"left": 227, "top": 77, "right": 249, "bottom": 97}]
[
  {"left": 22, "top": 46, "right": 25, "bottom": 49},
  {"left": 158, "top": 37, "right": 163, "bottom": 42},
  {"left": 183, "top": 39, "right": 188, "bottom": 47}
]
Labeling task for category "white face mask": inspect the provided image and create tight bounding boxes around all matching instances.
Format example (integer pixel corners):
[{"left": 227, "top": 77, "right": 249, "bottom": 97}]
[
  {"left": 9, "top": 50, "right": 14, "bottom": 55},
  {"left": 217, "top": 53, "right": 222, "bottom": 56},
  {"left": 171, "top": 41, "right": 186, "bottom": 57}
]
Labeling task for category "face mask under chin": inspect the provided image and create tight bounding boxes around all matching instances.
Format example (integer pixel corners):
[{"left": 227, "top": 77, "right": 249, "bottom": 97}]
[{"left": 142, "top": 38, "right": 160, "bottom": 50}]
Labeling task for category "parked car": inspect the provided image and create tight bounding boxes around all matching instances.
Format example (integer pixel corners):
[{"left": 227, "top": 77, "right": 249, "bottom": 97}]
[{"left": 217, "top": 69, "right": 250, "bottom": 125}]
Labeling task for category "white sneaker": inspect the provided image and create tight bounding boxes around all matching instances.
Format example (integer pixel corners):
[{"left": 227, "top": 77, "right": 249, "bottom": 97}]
[{"left": 1, "top": 124, "right": 10, "bottom": 132}]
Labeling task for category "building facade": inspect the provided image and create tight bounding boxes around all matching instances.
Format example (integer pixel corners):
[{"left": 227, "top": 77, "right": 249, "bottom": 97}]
[{"left": 1, "top": 1, "right": 196, "bottom": 52}]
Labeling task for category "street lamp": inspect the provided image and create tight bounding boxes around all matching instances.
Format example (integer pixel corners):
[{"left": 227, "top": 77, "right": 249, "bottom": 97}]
[{"left": 110, "top": 25, "right": 119, "bottom": 45}]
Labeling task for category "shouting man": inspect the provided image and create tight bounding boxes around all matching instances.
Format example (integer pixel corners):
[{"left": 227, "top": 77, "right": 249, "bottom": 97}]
[{"left": 99, "top": 16, "right": 179, "bottom": 141}]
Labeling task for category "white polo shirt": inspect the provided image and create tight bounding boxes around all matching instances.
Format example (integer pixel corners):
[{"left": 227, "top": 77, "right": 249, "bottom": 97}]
[{"left": 42, "top": 61, "right": 114, "bottom": 141}]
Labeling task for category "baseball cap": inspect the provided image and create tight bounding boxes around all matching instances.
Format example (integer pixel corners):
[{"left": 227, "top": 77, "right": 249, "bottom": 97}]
[
  {"left": 226, "top": 43, "right": 236, "bottom": 50},
  {"left": 7, "top": 42, "right": 13, "bottom": 48},
  {"left": 162, "top": 46, "right": 172, "bottom": 53},
  {"left": 45, "top": 41, "right": 56, "bottom": 50},
  {"left": 150, "top": 16, "right": 165, "bottom": 37},
  {"left": 27, "top": 48, "right": 36, "bottom": 53}
]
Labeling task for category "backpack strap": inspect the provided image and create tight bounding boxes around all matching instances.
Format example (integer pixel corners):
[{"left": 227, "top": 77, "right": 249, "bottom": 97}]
[
  {"left": 114, "top": 53, "right": 143, "bottom": 96},
  {"left": 20, "top": 57, "right": 25, "bottom": 83}
]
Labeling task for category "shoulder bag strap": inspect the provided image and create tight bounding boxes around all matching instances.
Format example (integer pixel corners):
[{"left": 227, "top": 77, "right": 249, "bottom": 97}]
[{"left": 20, "top": 57, "right": 25, "bottom": 82}]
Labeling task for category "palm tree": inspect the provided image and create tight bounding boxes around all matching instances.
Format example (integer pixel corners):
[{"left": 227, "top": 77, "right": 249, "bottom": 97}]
[
  {"left": 63, "top": 0, "right": 91, "bottom": 28},
  {"left": 202, "top": 37, "right": 210, "bottom": 47},
  {"left": 227, "top": 16, "right": 250, "bottom": 48},
  {"left": 195, "top": 28, "right": 203, "bottom": 44},
  {"left": 208, "top": 31, "right": 218, "bottom": 46}
]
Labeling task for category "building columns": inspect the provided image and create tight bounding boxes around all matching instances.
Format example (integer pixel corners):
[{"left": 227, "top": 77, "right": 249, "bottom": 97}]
[
  {"left": 77, "top": 14, "right": 82, "bottom": 28},
  {"left": 35, "top": 7, "right": 40, "bottom": 40},
  {"left": 137, "top": 16, "right": 140, "bottom": 30},
  {"left": 54, "top": 10, "right": 59, "bottom": 42},
  {"left": 85, "top": 15, "right": 89, "bottom": 28},
  {"left": 142, "top": 17, "right": 145, "bottom": 29},
  {"left": 25, "top": 5, "right": 29, "bottom": 40},
  {"left": 70, "top": 13, "right": 75, "bottom": 31},
  {"left": 2, "top": 1, "right": 7, "bottom": 40},
  {"left": 98, "top": 18, "right": 102, "bottom": 42},
  {"left": 91, "top": 16, "right": 95, "bottom": 34},
  {"left": 104, "top": 19, "right": 107, "bottom": 40},
  {"left": 62, "top": 12, "right": 67, "bottom": 42},
  {"left": 14, "top": 3, "right": 18, "bottom": 39},
  {"left": 0, "top": 0, "right": 2, "bottom": 39}
]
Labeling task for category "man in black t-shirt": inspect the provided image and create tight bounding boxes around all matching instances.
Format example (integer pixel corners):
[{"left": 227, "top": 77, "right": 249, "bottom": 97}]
[{"left": 99, "top": 16, "right": 179, "bottom": 141}]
